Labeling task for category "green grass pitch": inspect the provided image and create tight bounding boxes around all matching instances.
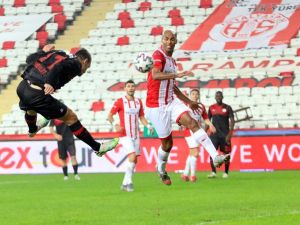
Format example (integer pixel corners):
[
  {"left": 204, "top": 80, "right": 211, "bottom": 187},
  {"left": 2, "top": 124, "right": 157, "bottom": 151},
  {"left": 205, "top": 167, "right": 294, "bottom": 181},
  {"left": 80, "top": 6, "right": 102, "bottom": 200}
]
[{"left": 0, "top": 171, "right": 299, "bottom": 225}]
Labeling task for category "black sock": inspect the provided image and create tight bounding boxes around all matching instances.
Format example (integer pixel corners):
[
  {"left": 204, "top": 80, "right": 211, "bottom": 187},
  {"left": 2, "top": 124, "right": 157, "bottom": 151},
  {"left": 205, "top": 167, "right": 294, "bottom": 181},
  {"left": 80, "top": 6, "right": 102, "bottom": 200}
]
[
  {"left": 62, "top": 166, "right": 68, "bottom": 176},
  {"left": 210, "top": 157, "right": 217, "bottom": 173},
  {"left": 25, "top": 113, "right": 37, "bottom": 133},
  {"left": 73, "top": 164, "right": 78, "bottom": 175},
  {"left": 69, "top": 121, "right": 100, "bottom": 151},
  {"left": 225, "top": 156, "right": 231, "bottom": 174}
]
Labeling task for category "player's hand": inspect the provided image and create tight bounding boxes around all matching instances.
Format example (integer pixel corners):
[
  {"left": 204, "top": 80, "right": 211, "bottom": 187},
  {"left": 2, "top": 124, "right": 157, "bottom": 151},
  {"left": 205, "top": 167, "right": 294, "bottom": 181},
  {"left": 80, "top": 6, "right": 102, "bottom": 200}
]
[
  {"left": 189, "top": 101, "right": 201, "bottom": 114},
  {"left": 225, "top": 134, "right": 232, "bottom": 144},
  {"left": 55, "top": 134, "right": 63, "bottom": 141},
  {"left": 176, "top": 71, "right": 194, "bottom": 78},
  {"left": 115, "top": 124, "right": 124, "bottom": 133},
  {"left": 44, "top": 83, "right": 55, "bottom": 95},
  {"left": 43, "top": 44, "right": 55, "bottom": 52},
  {"left": 208, "top": 124, "right": 216, "bottom": 134},
  {"left": 147, "top": 124, "right": 154, "bottom": 135}
]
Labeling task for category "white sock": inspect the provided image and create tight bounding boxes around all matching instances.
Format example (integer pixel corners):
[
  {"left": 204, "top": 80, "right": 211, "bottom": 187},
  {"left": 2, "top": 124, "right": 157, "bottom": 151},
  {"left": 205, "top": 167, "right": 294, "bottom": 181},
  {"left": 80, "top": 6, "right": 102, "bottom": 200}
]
[
  {"left": 189, "top": 156, "right": 197, "bottom": 176},
  {"left": 183, "top": 155, "right": 190, "bottom": 176},
  {"left": 192, "top": 129, "right": 218, "bottom": 159},
  {"left": 157, "top": 146, "right": 169, "bottom": 174},
  {"left": 122, "top": 161, "right": 136, "bottom": 185}
]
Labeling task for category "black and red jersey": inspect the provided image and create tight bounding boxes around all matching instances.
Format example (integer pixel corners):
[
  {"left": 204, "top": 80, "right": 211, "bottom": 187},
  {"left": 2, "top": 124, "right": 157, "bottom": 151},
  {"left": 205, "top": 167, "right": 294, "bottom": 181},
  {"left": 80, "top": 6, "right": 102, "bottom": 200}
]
[
  {"left": 208, "top": 103, "right": 233, "bottom": 137},
  {"left": 49, "top": 119, "right": 74, "bottom": 144},
  {"left": 23, "top": 50, "right": 81, "bottom": 90}
]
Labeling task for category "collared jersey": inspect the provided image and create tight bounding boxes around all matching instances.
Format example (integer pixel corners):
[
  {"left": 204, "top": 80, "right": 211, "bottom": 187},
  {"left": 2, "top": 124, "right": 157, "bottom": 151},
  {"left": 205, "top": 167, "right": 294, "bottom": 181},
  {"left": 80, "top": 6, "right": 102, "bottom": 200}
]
[
  {"left": 110, "top": 96, "right": 144, "bottom": 138},
  {"left": 146, "top": 47, "right": 177, "bottom": 107}
]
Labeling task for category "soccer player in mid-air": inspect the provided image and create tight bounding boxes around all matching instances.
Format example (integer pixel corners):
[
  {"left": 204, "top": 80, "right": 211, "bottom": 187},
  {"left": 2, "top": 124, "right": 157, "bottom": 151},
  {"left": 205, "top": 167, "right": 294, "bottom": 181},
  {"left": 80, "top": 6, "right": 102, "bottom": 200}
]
[
  {"left": 207, "top": 91, "right": 235, "bottom": 178},
  {"left": 181, "top": 89, "right": 216, "bottom": 182},
  {"left": 145, "top": 30, "right": 229, "bottom": 185},
  {"left": 107, "top": 80, "right": 153, "bottom": 192},
  {"left": 16, "top": 44, "right": 119, "bottom": 157}
]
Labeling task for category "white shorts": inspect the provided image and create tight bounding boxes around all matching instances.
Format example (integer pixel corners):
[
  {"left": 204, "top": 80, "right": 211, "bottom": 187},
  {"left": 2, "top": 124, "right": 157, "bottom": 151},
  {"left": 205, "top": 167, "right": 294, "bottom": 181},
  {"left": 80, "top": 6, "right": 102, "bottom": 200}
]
[
  {"left": 119, "top": 136, "right": 141, "bottom": 155},
  {"left": 185, "top": 130, "right": 199, "bottom": 149},
  {"left": 145, "top": 98, "right": 190, "bottom": 139}
]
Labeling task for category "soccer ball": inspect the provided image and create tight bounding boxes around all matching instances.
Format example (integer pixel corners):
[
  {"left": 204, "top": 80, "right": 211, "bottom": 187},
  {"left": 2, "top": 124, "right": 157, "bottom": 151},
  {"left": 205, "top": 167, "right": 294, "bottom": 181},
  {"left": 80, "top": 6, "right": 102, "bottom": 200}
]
[{"left": 133, "top": 52, "right": 153, "bottom": 73}]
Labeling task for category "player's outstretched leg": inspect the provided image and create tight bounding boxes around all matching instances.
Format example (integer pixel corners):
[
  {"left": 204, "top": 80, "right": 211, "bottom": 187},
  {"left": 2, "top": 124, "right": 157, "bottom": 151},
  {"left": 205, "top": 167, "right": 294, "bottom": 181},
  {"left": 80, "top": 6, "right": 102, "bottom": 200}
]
[
  {"left": 95, "top": 138, "right": 119, "bottom": 157},
  {"left": 213, "top": 154, "right": 230, "bottom": 168}
]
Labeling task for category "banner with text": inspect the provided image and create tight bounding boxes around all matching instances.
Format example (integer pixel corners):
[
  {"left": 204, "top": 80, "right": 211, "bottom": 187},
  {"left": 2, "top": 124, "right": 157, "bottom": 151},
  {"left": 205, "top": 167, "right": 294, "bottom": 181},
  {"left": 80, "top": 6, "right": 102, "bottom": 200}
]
[
  {"left": 128, "top": 57, "right": 300, "bottom": 77},
  {"left": 179, "top": 0, "right": 300, "bottom": 53},
  {"left": 1, "top": 136, "right": 299, "bottom": 174},
  {"left": 0, "top": 14, "right": 53, "bottom": 42}
]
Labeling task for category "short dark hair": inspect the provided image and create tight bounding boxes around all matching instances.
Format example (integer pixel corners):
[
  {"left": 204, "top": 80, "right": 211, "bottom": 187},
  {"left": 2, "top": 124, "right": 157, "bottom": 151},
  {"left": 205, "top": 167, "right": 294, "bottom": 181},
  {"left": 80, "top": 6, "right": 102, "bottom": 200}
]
[
  {"left": 190, "top": 88, "right": 200, "bottom": 94},
  {"left": 75, "top": 48, "right": 91, "bottom": 63},
  {"left": 125, "top": 79, "right": 135, "bottom": 86},
  {"left": 216, "top": 91, "right": 223, "bottom": 96}
]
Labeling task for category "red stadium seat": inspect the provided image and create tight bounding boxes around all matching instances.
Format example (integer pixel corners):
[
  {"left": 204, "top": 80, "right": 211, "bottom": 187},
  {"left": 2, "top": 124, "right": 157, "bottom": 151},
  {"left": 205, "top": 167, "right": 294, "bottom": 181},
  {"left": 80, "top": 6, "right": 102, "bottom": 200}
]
[
  {"left": 168, "top": 8, "right": 181, "bottom": 18},
  {"left": 121, "top": 19, "right": 135, "bottom": 28},
  {"left": 139, "top": 1, "right": 151, "bottom": 12},
  {"left": 13, "top": 0, "right": 25, "bottom": 7},
  {"left": 2, "top": 41, "right": 15, "bottom": 50},
  {"left": 91, "top": 100, "right": 104, "bottom": 112},
  {"left": 200, "top": 0, "right": 212, "bottom": 8},
  {"left": 118, "top": 11, "right": 131, "bottom": 20},
  {"left": 117, "top": 36, "right": 129, "bottom": 46},
  {"left": 150, "top": 26, "right": 163, "bottom": 36},
  {"left": 38, "top": 24, "right": 46, "bottom": 32},
  {"left": 36, "top": 31, "right": 49, "bottom": 48},
  {"left": 70, "top": 47, "right": 80, "bottom": 55},
  {"left": 297, "top": 48, "right": 300, "bottom": 56},
  {"left": 51, "top": 4, "right": 64, "bottom": 13},
  {"left": 0, "top": 58, "right": 8, "bottom": 68},
  {"left": 36, "top": 31, "right": 49, "bottom": 40},
  {"left": 122, "top": 0, "right": 133, "bottom": 3},
  {"left": 171, "top": 17, "right": 184, "bottom": 26},
  {"left": 49, "top": 0, "right": 61, "bottom": 5},
  {"left": 54, "top": 14, "right": 67, "bottom": 31},
  {"left": 38, "top": 39, "right": 48, "bottom": 48},
  {"left": 0, "top": 7, "right": 4, "bottom": 16}
]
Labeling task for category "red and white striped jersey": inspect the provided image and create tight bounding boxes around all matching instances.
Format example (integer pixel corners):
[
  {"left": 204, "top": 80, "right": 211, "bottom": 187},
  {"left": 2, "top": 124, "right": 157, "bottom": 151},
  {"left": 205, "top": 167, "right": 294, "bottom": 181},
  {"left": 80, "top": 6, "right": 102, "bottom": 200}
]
[
  {"left": 110, "top": 96, "right": 144, "bottom": 138},
  {"left": 146, "top": 47, "right": 177, "bottom": 108}
]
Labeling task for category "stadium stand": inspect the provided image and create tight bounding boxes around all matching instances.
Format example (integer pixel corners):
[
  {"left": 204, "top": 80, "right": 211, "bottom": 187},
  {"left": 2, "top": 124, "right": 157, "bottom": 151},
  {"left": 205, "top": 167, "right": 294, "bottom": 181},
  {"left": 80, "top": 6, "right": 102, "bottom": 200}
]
[{"left": 0, "top": 0, "right": 299, "bottom": 135}]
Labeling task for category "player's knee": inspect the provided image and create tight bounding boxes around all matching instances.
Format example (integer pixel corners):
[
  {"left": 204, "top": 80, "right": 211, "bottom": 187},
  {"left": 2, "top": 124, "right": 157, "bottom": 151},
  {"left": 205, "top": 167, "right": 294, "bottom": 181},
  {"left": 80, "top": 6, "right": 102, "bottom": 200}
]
[
  {"left": 63, "top": 109, "right": 78, "bottom": 125},
  {"left": 190, "top": 149, "right": 199, "bottom": 157},
  {"left": 162, "top": 141, "right": 173, "bottom": 151},
  {"left": 26, "top": 110, "right": 37, "bottom": 116},
  {"left": 187, "top": 119, "right": 199, "bottom": 132}
]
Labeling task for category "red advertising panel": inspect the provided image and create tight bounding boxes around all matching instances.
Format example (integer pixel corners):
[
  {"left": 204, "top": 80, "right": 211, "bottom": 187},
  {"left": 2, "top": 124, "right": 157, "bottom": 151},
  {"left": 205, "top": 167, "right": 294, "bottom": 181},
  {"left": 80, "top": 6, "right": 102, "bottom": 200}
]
[
  {"left": 136, "top": 136, "right": 300, "bottom": 172},
  {"left": 0, "top": 136, "right": 299, "bottom": 174}
]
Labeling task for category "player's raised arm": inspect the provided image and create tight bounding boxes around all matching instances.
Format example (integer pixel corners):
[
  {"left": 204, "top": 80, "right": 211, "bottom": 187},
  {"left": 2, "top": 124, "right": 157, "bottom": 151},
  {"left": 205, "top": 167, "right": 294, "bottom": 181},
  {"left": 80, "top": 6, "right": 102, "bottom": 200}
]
[{"left": 174, "top": 85, "right": 200, "bottom": 114}]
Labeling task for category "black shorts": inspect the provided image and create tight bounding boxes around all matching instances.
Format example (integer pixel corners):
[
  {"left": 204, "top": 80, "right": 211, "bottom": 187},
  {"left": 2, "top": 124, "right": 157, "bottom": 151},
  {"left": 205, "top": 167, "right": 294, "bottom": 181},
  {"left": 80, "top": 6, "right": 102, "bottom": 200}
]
[
  {"left": 210, "top": 135, "right": 231, "bottom": 153},
  {"left": 16, "top": 80, "right": 68, "bottom": 119},
  {"left": 58, "top": 141, "right": 76, "bottom": 160}
]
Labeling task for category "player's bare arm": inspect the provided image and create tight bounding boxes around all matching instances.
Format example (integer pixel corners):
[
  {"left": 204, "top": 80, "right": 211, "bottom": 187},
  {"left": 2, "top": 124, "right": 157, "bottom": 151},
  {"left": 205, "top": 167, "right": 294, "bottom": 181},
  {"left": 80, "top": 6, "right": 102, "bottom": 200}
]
[
  {"left": 174, "top": 85, "right": 200, "bottom": 113},
  {"left": 49, "top": 125, "right": 63, "bottom": 141},
  {"left": 107, "top": 112, "right": 123, "bottom": 133},
  {"left": 226, "top": 113, "right": 235, "bottom": 143},
  {"left": 204, "top": 119, "right": 216, "bottom": 134},
  {"left": 140, "top": 116, "right": 154, "bottom": 135},
  {"left": 152, "top": 67, "right": 194, "bottom": 80}
]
